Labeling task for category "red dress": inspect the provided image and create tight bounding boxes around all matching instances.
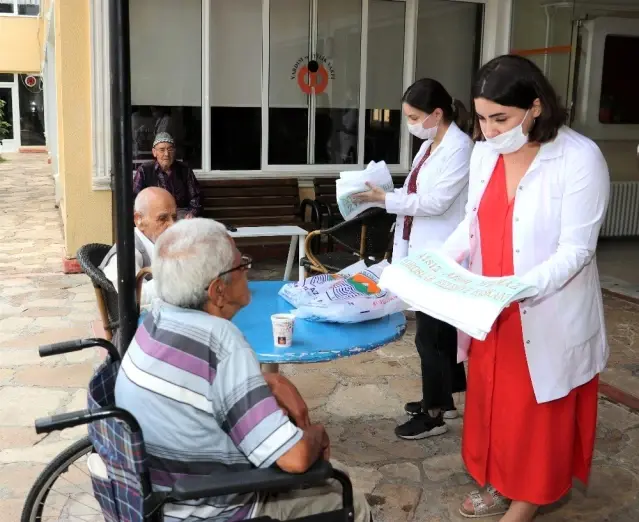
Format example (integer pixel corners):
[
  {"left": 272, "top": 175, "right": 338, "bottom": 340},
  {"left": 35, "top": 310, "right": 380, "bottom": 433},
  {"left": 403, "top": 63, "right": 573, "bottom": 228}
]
[{"left": 462, "top": 156, "right": 599, "bottom": 505}]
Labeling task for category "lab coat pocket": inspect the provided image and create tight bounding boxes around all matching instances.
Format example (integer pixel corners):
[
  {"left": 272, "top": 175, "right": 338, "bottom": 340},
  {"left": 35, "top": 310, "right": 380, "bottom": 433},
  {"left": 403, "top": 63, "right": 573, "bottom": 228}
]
[{"left": 555, "top": 270, "right": 600, "bottom": 346}]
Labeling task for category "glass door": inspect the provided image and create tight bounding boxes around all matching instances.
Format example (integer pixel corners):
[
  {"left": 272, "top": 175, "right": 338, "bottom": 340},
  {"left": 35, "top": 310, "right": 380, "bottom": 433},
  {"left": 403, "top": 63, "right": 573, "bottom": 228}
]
[
  {"left": 0, "top": 74, "right": 19, "bottom": 153},
  {"left": 267, "top": 0, "right": 363, "bottom": 167}
]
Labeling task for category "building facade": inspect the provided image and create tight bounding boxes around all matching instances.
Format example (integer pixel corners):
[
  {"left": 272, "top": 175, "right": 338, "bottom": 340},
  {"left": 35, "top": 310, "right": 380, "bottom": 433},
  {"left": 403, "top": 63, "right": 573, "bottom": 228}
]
[
  {"left": 1, "top": 0, "right": 637, "bottom": 264},
  {"left": 0, "top": 1, "right": 45, "bottom": 153}
]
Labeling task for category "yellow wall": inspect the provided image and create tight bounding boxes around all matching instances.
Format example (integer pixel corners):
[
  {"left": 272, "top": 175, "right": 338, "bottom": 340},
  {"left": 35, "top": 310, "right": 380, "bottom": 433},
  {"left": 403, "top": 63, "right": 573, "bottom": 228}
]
[
  {"left": 54, "top": 0, "right": 112, "bottom": 257},
  {"left": 0, "top": 15, "right": 41, "bottom": 73}
]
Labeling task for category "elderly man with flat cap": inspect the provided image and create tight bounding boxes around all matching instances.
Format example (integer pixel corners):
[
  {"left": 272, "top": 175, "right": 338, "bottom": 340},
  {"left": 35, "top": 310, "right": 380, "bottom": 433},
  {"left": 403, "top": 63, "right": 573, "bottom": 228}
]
[{"left": 133, "top": 132, "right": 202, "bottom": 219}]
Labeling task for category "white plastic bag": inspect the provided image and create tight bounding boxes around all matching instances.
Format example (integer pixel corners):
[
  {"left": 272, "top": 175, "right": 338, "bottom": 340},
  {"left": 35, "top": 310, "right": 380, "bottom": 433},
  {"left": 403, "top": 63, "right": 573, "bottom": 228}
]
[
  {"left": 278, "top": 260, "right": 367, "bottom": 308},
  {"left": 336, "top": 161, "right": 394, "bottom": 221},
  {"left": 293, "top": 260, "right": 407, "bottom": 323}
]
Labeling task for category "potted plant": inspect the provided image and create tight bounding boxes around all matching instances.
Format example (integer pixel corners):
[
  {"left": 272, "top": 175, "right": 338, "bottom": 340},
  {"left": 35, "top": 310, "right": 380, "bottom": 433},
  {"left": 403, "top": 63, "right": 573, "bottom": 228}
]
[{"left": 0, "top": 99, "right": 11, "bottom": 161}]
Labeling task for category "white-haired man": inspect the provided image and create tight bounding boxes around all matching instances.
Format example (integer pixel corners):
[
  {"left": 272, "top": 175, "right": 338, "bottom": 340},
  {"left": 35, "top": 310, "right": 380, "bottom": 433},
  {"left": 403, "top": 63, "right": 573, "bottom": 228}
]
[
  {"left": 114, "top": 218, "right": 371, "bottom": 522},
  {"left": 100, "top": 187, "right": 177, "bottom": 310}
]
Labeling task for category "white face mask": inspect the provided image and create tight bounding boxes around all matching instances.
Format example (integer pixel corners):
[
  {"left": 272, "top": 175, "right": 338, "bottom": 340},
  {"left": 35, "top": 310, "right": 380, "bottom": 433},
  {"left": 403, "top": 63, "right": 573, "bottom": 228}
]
[
  {"left": 484, "top": 110, "right": 530, "bottom": 154},
  {"left": 407, "top": 113, "right": 438, "bottom": 140}
]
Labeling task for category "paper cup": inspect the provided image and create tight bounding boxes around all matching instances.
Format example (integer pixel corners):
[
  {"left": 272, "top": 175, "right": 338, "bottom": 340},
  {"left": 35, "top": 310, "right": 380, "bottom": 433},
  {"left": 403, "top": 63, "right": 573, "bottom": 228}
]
[{"left": 271, "top": 313, "right": 295, "bottom": 348}]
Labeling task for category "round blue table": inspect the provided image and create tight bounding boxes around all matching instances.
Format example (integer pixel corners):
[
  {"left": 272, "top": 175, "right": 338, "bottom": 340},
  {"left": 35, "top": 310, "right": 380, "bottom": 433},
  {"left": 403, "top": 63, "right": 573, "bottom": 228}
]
[{"left": 233, "top": 281, "right": 407, "bottom": 371}]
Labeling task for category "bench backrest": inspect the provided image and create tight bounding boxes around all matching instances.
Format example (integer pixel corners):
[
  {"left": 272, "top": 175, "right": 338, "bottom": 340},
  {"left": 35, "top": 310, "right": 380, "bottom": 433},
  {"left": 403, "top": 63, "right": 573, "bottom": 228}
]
[{"left": 199, "top": 179, "right": 303, "bottom": 227}]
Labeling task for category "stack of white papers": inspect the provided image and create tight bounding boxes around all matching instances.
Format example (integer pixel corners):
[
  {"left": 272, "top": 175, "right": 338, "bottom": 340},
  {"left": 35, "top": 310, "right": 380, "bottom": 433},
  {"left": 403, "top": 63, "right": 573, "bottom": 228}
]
[
  {"left": 336, "top": 161, "right": 394, "bottom": 220},
  {"left": 379, "top": 250, "right": 538, "bottom": 340}
]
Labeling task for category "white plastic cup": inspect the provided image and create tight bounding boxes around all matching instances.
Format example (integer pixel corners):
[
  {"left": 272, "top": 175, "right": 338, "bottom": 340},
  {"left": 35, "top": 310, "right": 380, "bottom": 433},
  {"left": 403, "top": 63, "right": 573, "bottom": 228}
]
[{"left": 271, "top": 313, "right": 295, "bottom": 348}]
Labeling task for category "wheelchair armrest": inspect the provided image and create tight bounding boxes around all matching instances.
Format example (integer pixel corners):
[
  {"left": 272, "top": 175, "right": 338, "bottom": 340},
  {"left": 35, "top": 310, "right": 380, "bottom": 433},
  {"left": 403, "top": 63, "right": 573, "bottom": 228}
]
[{"left": 169, "top": 460, "right": 334, "bottom": 502}]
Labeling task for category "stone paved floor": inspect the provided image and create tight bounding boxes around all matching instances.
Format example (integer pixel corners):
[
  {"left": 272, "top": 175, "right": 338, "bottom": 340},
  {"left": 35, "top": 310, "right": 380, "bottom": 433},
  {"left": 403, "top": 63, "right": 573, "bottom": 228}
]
[
  {"left": 1, "top": 153, "right": 639, "bottom": 521},
  {"left": 0, "top": 154, "right": 105, "bottom": 520}
]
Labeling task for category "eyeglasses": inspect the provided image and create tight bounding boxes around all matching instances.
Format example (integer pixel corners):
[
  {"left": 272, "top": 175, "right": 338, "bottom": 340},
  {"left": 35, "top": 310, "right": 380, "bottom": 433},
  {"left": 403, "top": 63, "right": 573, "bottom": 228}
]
[
  {"left": 205, "top": 255, "right": 252, "bottom": 290},
  {"left": 219, "top": 255, "right": 252, "bottom": 278}
]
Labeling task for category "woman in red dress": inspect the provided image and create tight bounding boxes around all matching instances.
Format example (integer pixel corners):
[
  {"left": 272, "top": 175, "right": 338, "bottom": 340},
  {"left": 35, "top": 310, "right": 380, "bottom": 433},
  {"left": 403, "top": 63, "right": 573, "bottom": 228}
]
[{"left": 442, "top": 55, "right": 610, "bottom": 521}]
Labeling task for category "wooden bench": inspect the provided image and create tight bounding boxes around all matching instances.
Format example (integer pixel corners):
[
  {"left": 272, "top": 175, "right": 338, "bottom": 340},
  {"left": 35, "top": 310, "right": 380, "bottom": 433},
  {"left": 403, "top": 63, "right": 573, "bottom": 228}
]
[{"left": 199, "top": 179, "right": 319, "bottom": 259}]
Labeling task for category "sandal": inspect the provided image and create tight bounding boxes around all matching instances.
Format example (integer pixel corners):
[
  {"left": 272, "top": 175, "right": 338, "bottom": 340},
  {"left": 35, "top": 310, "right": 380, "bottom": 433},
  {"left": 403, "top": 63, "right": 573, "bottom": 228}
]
[{"left": 459, "top": 485, "right": 511, "bottom": 519}]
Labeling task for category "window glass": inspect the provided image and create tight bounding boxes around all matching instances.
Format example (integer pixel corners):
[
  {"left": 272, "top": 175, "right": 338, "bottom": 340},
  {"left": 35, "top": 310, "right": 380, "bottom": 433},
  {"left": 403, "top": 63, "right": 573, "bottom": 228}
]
[
  {"left": 210, "top": 0, "right": 262, "bottom": 170},
  {"left": 0, "top": 2, "right": 14, "bottom": 14},
  {"left": 129, "top": 0, "right": 202, "bottom": 169},
  {"left": 268, "top": 0, "right": 311, "bottom": 165},
  {"left": 599, "top": 35, "right": 639, "bottom": 125},
  {"left": 18, "top": 0, "right": 39, "bottom": 15},
  {"left": 18, "top": 74, "right": 45, "bottom": 146},
  {"left": 314, "top": 0, "right": 361, "bottom": 165},
  {"left": 364, "top": 0, "right": 405, "bottom": 165}
]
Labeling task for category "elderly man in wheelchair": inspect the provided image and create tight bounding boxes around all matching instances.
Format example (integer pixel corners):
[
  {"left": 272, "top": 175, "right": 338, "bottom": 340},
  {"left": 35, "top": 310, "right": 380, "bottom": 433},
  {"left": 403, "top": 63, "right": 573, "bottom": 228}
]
[{"left": 30, "top": 218, "right": 370, "bottom": 522}]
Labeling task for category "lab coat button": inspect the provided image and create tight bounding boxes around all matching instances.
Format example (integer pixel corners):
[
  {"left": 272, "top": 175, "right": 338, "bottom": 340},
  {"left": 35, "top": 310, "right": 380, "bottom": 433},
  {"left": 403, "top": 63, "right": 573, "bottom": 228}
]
[
  {"left": 526, "top": 340, "right": 530, "bottom": 344},
  {"left": 515, "top": 249, "right": 520, "bottom": 253}
]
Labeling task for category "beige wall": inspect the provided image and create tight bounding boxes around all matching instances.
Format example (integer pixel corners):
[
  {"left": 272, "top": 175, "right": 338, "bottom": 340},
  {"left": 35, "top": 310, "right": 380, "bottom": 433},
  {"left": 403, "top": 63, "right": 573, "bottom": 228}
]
[
  {"left": 54, "top": 0, "right": 112, "bottom": 257},
  {"left": 0, "top": 15, "right": 41, "bottom": 73}
]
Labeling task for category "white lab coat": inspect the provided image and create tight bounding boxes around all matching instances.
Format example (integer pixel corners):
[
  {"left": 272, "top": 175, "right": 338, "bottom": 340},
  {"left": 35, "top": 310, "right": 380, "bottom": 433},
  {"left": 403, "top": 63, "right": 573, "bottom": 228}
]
[
  {"left": 442, "top": 126, "right": 610, "bottom": 404},
  {"left": 102, "top": 228, "right": 157, "bottom": 310},
  {"left": 386, "top": 122, "right": 473, "bottom": 260}
]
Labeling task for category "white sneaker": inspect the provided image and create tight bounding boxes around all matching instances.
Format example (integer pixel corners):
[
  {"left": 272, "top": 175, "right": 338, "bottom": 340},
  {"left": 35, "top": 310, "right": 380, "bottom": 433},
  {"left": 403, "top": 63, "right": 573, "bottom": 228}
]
[{"left": 443, "top": 409, "right": 460, "bottom": 420}]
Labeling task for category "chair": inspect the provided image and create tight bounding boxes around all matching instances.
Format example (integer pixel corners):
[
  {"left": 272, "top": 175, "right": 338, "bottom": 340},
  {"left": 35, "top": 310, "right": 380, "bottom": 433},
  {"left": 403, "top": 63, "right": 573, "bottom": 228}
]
[
  {"left": 301, "top": 208, "right": 396, "bottom": 275},
  {"left": 32, "top": 338, "right": 355, "bottom": 522},
  {"left": 77, "top": 244, "right": 119, "bottom": 342},
  {"left": 77, "top": 244, "right": 154, "bottom": 344}
]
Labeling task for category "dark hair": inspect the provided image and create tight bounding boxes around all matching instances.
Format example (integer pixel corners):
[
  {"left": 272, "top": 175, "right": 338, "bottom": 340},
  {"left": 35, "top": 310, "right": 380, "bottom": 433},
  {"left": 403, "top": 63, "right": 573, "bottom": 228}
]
[
  {"left": 402, "top": 78, "right": 471, "bottom": 133},
  {"left": 471, "top": 54, "right": 565, "bottom": 143}
]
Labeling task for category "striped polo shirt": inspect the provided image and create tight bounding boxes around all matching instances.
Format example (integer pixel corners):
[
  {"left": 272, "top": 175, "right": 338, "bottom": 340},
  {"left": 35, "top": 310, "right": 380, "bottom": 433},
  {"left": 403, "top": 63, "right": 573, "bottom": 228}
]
[{"left": 114, "top": 300, "right": 303, "bottom": 521}]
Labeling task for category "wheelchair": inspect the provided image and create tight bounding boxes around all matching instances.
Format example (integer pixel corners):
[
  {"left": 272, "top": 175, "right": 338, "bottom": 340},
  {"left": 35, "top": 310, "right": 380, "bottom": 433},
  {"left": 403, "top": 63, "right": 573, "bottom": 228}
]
[{"left": 21, "top": 338, "right": 355, "bottom": 522}]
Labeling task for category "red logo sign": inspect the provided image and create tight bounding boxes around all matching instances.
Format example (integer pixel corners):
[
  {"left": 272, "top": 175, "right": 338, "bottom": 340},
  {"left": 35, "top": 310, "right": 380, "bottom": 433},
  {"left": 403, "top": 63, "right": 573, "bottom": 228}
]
[
  {"left": 297, "top": 63, "right": 329, "bottom": 95},
  {"left": 24, "top": 75, "right": 37, "bottom": 88}
]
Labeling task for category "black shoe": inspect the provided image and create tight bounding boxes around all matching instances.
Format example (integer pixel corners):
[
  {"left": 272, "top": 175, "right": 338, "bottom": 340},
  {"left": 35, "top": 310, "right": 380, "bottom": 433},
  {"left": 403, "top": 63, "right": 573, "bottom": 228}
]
[
  {"left": 404, "top": 401, "right": 423, "bottom": 416},
  {"left": 395, "top": 412, "right": 448, "bottom": 440},
  {"left": 405, "top": 401, "right": 459, "bottom": 419}
]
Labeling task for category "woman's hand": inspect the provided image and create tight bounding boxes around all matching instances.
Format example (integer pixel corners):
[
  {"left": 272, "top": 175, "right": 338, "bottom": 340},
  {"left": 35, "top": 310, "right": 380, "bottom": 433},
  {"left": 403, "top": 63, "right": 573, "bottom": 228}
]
[{"left": 351, "top": 183, "right": 387, "bottom": 205}]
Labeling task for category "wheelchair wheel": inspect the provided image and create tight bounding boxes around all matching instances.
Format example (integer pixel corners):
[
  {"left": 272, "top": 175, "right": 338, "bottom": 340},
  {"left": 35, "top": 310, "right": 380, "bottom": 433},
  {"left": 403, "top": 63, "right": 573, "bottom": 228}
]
[{"left": 21, "top": 436, "right": 105, "bottom": 522}]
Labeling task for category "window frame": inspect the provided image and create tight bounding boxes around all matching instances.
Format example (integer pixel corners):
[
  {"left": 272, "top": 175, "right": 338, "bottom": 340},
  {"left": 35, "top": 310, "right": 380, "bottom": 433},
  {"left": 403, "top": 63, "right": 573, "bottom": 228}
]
[{"left": 90, "top": 0, "right": 511, "bottom": 189}]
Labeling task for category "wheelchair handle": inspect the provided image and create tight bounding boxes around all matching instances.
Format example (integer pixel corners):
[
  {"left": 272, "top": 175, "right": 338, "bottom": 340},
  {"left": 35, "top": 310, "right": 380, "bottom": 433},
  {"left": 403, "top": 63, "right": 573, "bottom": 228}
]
[
  {"left": 35, "top": 407, "right": 142, "bottom": 435},
  {"left": 39, "top": 338, "right": 120, "bottom": 362},
  {"left": 35, "top": 409, "right": 94, "bottom": 434}
]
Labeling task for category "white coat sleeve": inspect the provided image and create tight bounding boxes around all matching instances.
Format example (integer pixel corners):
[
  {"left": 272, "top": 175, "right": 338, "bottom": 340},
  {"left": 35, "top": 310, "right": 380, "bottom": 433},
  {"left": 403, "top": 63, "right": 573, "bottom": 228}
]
[
  {"left": 102, "top": 253, "right": 119, "bottom": 290},
  {"left": 520, "top": 144, "right": 610, "bottom": 300},
  {"left": 384, "top": 146, "right": 471, "bottom": 218},
  {"left": 439, "top": 145, "right": 484, "bottom": 262},
  {"left": 102, "top": 250, "right": 145, "bottom": 294}
]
